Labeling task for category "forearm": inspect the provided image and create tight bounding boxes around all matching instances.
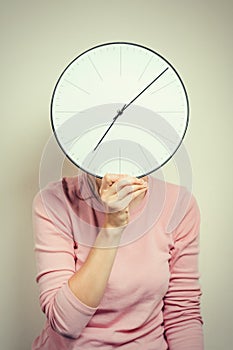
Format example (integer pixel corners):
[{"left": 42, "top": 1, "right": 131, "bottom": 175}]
[
  {"left": 165, "top": 319, "right": 204, "bottom": 350},
  {"left": 68, "top": 225, "right": 123, "bottom": 308}
]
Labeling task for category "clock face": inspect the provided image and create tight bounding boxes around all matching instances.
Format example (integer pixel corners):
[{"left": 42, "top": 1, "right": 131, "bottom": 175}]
[{"left": 51, "top": 42, "right": 189, "bottom": 178}]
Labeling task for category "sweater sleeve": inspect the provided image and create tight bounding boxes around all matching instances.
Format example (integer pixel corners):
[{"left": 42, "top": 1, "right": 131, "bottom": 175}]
[
  {"left": 163, "top": 192, "right": 204, "bottom": 350},
  {"left": 32, "top": 186, "right": 97, "bottom": 339}
]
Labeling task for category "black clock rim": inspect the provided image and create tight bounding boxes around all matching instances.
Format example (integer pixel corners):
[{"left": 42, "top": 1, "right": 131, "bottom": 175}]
[{"left": 50, "top": 41, "right": 189, "bottom": 179}]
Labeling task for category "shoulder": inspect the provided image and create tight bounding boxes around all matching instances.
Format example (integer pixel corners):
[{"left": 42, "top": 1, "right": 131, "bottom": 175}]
[
  {"left": 149, "top": 176, "right": 200, "bottom": 234},
  {"left": 33, "top": 179, "right": 64, "bottom": 210},
  {"left": 33, "top": 176, "right": 80, "bottom": 204},
  {"left": 32, "top": 176, "right": 82, "bottom": 219},
  {"left": 32, "top": 177, "right": 83, "bottom": 235}
]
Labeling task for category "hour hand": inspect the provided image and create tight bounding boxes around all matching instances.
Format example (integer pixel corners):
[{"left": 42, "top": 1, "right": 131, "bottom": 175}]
[{"left": 93, "top": 104, "right": 126, "bottom": 151}]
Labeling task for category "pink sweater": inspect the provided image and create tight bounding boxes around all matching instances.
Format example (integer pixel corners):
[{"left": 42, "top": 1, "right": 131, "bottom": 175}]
[{"left": 32, "top": 174, "right": 204, "bottom": 349}]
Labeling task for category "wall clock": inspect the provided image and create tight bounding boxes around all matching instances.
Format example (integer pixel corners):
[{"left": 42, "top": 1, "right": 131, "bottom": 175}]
[{"left": 51, "top": 42, "right": 189, "bottom": 178}]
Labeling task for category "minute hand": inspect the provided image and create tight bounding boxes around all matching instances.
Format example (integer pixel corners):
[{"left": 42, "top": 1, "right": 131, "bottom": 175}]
[{"left": 93, "top": 66, "right": 169, "bottom": 151}]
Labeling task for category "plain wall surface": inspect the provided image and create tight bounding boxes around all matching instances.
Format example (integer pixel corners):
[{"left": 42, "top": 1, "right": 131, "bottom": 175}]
[{"left": 1, "top": 1, "right": 233, "bottom": 349}]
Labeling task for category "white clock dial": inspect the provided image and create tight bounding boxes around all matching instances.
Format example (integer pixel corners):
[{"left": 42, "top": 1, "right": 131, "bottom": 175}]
[{"left": 51, "top": 42, "right": 189, "bottom": 178}]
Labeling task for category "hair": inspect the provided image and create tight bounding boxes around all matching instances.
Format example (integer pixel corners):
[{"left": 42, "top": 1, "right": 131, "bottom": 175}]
[{"left": 75, "top": 173, "right": 100, "bottom": 202}]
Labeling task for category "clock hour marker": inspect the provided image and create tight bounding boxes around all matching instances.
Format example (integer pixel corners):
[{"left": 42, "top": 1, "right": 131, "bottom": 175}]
[
  {"left": 56, "top": 110, "right": 79, "bottom": 113},
  {"left": 155, "top": 111, "right": 183, "bottom": 113},
  {"left": 65, "top": 79, "right": 90, "bottom": 95},
  {"left": 151, "top": 130, "right": 177, "bottom": 145},
  {"left": 138, "top": 56, "right": 153, "bottom": 81},
  {"left": 150, "top": 79, "right": 176, "bottom": 95},
  {"left": 88, "top": 56, "right": 103, "bottom": 81},
  {"left": 63, "top": 135, "right": 78, "bottom": 146},
  {"left": 87, "top": 148, "right": 99, "bottom": 167},
  {"left": 124, "top": 67, "right": 169, "bottom": 110},
  {"left": 138, "top": 144, "right": 152, "bottom": 168}
]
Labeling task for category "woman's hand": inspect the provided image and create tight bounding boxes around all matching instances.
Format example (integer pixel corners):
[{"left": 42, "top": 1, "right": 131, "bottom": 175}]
[
  {"left": 98, "top": 174, "right": 148, "bottom": 229},
  {"left": 68, "top": 173, "right": 148, "bottom": 308}
]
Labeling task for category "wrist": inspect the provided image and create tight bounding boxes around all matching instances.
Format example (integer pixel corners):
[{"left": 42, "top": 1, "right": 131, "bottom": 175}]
[
  {"left": 104, "top": 210, "right": 128, "bottom": 228},
  {"left": 103, "top": 220, "right": 125, "bottom": 234},
  {"left": 95, "top": 224, "right": 123, "bottom": 248}
]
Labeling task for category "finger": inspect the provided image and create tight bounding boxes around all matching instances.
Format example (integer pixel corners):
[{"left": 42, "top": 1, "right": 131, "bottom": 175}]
[
  {"left": 101, "top": 175, "right": 142, "bottom": 196},
  {"left": 115, "top": 177, "right": 144, "bottom": 192},
  {"left": 115, "top": 187, "right": 148, "bottom": 210},
  {"left": 132, "top": 186, "right": 148, "bottom": 200},
  {"left": 100, "top": 173, "right": 120, "bottom": 191},
  {"left": 117, "top": 183, "right": 147, "bottom": 200}
]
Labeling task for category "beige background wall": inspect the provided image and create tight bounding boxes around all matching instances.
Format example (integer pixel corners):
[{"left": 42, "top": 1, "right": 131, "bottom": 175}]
[{"left": 1, "top": 1, "right": 233, "bottom": 349}]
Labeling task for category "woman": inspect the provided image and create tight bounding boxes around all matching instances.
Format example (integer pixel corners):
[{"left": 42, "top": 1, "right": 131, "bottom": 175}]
[{"left": 32, "top": 172, "right": 204, "bottom": 349}]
